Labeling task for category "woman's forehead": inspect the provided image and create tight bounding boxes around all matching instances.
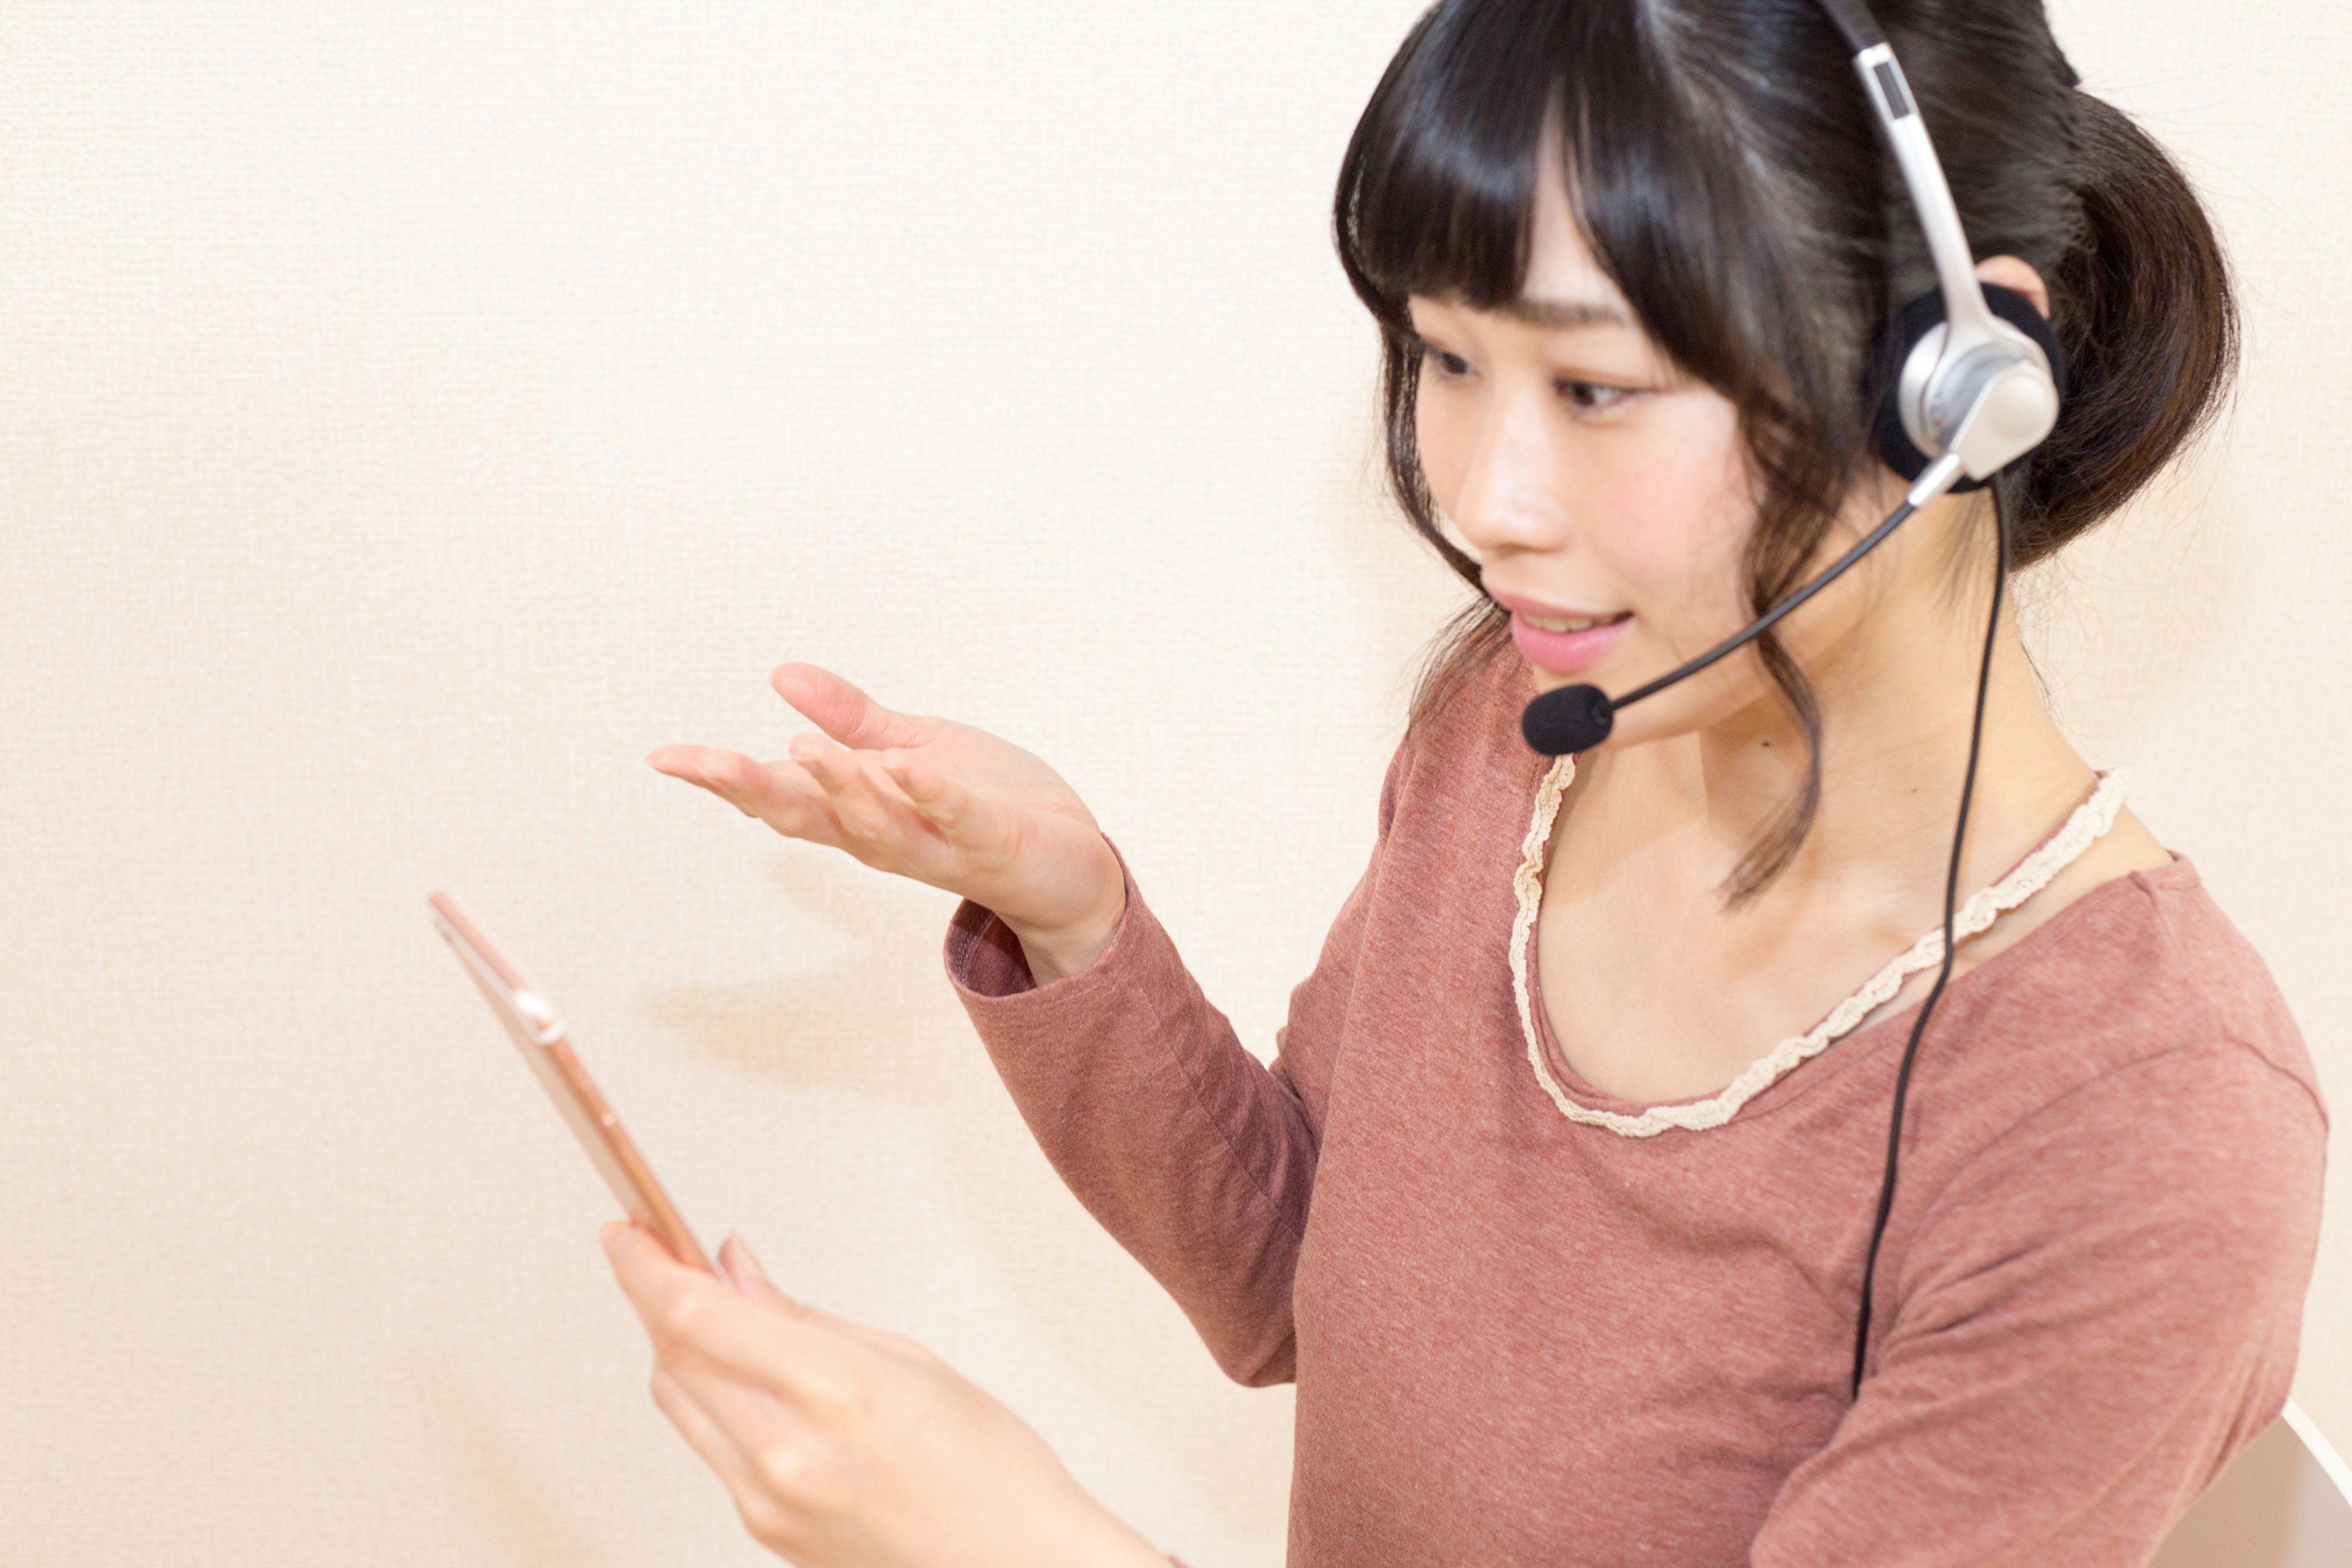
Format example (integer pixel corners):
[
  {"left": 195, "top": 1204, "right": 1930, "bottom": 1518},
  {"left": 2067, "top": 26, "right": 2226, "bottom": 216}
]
[{"left": 1523, "top": 151, "right": 1630, "bottom": 318}]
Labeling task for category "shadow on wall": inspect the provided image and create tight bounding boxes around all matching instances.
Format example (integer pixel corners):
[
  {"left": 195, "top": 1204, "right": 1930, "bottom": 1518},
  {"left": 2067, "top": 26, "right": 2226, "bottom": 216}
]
[
  {"left": 636, "top": 845, "right": 984, "bottom": 1109},
  {"left": 412, "top": 1359, "right": 611, "bottom": 1568}
]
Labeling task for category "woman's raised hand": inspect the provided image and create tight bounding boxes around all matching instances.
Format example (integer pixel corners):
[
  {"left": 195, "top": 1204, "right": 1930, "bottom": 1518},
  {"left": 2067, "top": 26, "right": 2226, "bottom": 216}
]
[{"left": 647, "top": 663, "right": 1126, "bottom": 974}]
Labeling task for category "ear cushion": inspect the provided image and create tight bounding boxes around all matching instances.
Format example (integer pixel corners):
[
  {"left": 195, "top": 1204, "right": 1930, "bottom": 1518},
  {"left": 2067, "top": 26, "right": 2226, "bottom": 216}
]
[{"left": 1867, "top": 281, "right": 2067, "bottom": 492}]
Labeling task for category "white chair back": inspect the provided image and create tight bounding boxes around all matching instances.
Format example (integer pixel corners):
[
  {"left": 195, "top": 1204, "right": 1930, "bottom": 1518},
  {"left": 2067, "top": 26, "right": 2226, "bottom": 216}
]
[{"left": 2150, "top": 1401, "right": 2352, "bottom": 1567}]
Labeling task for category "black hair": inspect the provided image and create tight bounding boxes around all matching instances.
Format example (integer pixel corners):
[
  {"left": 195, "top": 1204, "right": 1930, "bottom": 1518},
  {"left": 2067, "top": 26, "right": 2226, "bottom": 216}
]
[{"left": 1333, "top": 0, "right": 2237, "bottom": 899}]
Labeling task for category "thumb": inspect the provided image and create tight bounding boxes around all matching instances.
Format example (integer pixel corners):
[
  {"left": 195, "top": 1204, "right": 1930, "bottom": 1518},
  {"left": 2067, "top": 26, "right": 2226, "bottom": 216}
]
[
  {"left": 718, "top": 1231, "right": 799, "bottom": 1310},
  {"left": 770, "top": 663, "right": 929, "bottom": 752}
]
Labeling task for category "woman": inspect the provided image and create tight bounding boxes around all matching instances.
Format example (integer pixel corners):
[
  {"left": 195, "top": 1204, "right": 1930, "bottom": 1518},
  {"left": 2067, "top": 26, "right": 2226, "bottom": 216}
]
[{"left": 605, "top": 1, "right": 2327, "bottom": 1562}]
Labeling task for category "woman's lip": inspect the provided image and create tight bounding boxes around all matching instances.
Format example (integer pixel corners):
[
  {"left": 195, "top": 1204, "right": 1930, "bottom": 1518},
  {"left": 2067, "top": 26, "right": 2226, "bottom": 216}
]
[
  {"left": 1509, "top": 610, "right": 1634, "bottom": 675},
  {"left": 1488, "top": 589, "right": 1621, "bottom": 622}
]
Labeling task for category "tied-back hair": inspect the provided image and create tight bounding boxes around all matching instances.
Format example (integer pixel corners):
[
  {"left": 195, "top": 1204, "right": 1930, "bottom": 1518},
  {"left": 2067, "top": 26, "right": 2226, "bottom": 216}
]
[{"left": 1332, "top": 0, "right": 2238, "bottom": 901}]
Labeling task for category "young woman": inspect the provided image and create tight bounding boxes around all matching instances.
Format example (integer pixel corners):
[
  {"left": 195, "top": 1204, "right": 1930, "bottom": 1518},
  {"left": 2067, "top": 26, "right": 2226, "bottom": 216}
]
[{"left": 604, "top": 1, "right": 2327, "bottom": 1562}]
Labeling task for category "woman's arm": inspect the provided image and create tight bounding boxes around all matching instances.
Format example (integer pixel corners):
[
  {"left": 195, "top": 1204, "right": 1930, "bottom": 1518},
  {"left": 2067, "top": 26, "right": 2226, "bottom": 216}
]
[
  {"left": 1750, "top": 1044, "right": 2326, "bottom": 1567},
  {"left": 944, "top": 742, "right": 1414, "bottom": 1386}
]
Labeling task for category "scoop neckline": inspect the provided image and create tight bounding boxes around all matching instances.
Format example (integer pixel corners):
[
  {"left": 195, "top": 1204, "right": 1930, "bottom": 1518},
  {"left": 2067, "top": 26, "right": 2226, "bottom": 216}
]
[{"left": 1515, "top": 760, "right": 2190, "bottom": 1130}]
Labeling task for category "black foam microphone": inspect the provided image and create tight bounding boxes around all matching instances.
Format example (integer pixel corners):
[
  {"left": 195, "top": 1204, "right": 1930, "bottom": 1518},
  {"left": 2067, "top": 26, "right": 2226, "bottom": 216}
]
[{"left": 1520, "top": 451, "right": 1964, "bottom": 756}]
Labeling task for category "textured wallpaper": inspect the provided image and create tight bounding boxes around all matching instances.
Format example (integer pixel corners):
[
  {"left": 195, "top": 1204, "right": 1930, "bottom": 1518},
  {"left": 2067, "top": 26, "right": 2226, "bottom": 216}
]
[{"left": 2, "top": 4, "right": 2342, "bottom": 1563}]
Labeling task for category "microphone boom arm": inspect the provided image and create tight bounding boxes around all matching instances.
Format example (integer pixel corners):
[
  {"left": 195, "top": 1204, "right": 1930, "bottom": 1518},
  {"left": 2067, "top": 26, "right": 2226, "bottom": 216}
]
[{"left": 1610, "top": 452, "right": 1964, "bottom": 715}]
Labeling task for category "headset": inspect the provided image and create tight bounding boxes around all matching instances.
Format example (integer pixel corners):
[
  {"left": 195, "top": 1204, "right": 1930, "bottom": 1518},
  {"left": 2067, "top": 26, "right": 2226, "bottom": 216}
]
[{"left": 1515, "top": 0, "right": 2068, "bottom": 1395}]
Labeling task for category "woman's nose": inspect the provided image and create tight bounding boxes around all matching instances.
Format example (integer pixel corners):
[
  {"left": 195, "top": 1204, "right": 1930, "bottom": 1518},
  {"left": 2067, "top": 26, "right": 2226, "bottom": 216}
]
[{"left": 1449, "top": 391, "right": 1570, "bottom": 556}]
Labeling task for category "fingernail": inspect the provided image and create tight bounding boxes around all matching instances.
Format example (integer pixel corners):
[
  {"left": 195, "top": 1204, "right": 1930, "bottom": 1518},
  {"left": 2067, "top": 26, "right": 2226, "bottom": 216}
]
[{"left": 722, "top": 1230, "right": 768, "bottom": 1286}]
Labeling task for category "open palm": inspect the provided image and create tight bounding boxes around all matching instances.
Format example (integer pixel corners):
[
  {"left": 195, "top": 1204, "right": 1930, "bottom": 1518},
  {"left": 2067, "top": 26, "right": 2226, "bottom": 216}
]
[{"left": 648, "top": 662, "right": 1125, "bottom": 947}]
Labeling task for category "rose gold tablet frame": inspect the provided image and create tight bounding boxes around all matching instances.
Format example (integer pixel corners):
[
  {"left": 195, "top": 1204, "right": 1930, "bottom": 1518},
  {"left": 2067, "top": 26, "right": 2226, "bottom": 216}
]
[{"left": 428, "top": 891, "right": 713, "bottom": 1273}]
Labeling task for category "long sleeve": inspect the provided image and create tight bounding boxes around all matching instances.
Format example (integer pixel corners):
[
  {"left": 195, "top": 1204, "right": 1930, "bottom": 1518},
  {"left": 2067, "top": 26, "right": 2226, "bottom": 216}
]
[
  {"left": 928, "top": 641, "right": 2326, "bottom": 1565},
  {"left": 1748, "top": 1042, "right": 2328, "bottom": 1567},
  {"left": 941, "top": 742, "right": 1413, "bottom": 1386}
]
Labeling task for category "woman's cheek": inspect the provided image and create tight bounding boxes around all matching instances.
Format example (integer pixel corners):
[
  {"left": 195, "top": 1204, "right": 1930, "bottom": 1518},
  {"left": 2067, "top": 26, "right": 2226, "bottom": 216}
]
[
  {"left": 1587, "top": 423, "right": 1758, "bottom": 641},
  {"left": 1414, "top": 399, "right": 1469, "bottom": 521}
]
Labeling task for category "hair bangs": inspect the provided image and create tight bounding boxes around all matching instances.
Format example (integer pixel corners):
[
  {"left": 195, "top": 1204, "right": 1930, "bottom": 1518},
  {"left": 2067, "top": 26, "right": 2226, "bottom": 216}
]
[
  {"left": 1336, "top": 4, "right": 1795, "bottom": 396},
  {"left": 1334, "top": 1, "right": 1567, "bottom": 321}
]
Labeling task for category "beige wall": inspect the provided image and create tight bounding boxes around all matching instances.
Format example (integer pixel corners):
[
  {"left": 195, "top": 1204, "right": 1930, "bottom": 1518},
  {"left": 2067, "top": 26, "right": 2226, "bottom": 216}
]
[{"left": 1, "top": 3, "right": 2340, "bottom": 1562}]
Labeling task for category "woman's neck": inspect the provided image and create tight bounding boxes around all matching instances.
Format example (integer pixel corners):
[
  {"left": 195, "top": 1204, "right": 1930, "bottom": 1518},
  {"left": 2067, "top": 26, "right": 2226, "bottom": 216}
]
[{"left": 1608, "top": 606, "right": 2100, "bottom": 922}]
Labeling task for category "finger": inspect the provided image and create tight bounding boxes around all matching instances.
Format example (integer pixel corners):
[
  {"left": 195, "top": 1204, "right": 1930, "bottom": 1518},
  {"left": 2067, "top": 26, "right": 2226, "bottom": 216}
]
[
  {"left": 620, "top": 1236, "right": 804, "bottom": 1469},
  {"left": 718, "top": 1231, "right": 786, "bottom": 1301},
  {"left": 645, "top": 742, "right": 714, "bottom": 780},
  {"left": 791, "top": 734, "right": 932, "bottom": 851},
  {"left": 661, "top": 1351, "right": 801, "bottom": 1449},
  {"left": 606, "top": 1222, "right": 856, "bottom": 1409},
  {"left": 770, "top": 662, "right": 933, "bottom": 752},
  {"left": 875, "top": 749, "right": 1006, "bottom": 849},
  {"left": 722, "top": 1232, "right": 925, "bottom": 1363},
  {"left": 650, "top": 745, "right": 846, "bottom": 843},
  {"left": 646, "top": 744, "right": 786, "bottom": 803},
  {"left": 648, "top": 1363, "right": 766, "bottom": 1501},
  {"left": 716, "top": 1232, "right": 834, "bottom": 1322},
  {"left": 696, "top": 748, "right": 834, "bottom": 826},
  {"left": 656, "top": 1361, "right": 821, "bottom": 1553},
  {"left": 609, "top": 1219, "right": 865, "bottom": 1356}
]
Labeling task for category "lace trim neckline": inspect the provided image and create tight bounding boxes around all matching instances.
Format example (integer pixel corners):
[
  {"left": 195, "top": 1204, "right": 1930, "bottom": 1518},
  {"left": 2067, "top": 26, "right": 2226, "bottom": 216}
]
[{"left": 1508, "top": 760, "right": 2130, "bottom": 1137}]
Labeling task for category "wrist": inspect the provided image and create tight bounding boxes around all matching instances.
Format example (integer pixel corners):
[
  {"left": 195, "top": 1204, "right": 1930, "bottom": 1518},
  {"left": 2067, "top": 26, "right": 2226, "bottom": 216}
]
[{"left": 1001, "top": 883, "right": 1126, "bottom": 985}]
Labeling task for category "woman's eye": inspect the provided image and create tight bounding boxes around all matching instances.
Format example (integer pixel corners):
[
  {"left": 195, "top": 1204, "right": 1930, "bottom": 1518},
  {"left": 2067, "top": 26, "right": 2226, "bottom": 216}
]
[
  {"left": 1411, "top": 341, "right": 1635, "bottom": 409},
  {"left": 1558, "top": 379, "right": 1631, "bottom": 412}
]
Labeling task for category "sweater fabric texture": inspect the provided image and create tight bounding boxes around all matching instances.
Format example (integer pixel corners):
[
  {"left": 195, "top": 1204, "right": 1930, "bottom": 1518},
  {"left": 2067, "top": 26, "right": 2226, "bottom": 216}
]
[{"left": 940, "top": 652, "right": 2328, "bottom": 1567}]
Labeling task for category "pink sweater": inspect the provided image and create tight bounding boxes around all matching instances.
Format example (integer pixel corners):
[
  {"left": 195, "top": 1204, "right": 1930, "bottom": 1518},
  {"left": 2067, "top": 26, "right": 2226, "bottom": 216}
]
[{"left": 941, "top": 652, "right": 2327, "bottom": 1566}]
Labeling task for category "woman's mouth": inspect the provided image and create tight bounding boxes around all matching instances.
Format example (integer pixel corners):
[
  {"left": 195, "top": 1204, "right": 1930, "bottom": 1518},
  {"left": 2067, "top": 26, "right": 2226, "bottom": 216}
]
[{"left": 1507, "top": 608, "right": 1633, "bottom": 674}]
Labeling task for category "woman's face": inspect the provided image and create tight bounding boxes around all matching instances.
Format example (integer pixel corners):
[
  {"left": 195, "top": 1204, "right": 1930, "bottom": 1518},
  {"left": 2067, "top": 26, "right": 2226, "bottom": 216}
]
[{"left": 1407, "top": 154, "right": 1895, "bottom": 750}]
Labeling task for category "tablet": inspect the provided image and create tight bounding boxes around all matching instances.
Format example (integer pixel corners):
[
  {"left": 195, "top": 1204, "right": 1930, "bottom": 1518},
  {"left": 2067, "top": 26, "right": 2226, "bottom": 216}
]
[{"left": 428, "top": 890, "right": 714, "bottom": 1273}]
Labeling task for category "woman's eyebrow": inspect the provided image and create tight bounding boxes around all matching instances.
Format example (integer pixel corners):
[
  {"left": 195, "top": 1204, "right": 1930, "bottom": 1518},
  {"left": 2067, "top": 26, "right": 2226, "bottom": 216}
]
[{"left": 1499, "top": 295, "right": 1632, "bottom": 330}]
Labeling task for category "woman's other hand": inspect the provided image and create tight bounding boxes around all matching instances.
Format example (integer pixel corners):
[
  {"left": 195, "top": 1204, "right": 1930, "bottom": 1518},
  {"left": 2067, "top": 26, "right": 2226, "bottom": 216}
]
[
  {"left": 602, "top": 1222, "right": 1170, "bottom": 1568},
  {"left": 647, "top": 662, "right": 1125, "bottom": 978}
]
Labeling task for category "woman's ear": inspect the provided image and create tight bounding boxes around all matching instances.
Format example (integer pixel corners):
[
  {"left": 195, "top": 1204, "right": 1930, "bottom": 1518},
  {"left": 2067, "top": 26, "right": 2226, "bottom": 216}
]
[{"left": 1975, "top": 254, "right": 2051, "bottom": 320}]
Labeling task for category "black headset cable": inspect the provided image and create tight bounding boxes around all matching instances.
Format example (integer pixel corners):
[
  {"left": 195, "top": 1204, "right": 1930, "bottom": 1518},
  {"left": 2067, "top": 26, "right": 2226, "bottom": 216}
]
[{"left": 1849, "top": 474, "right": 2014, "bottom": 1396}]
